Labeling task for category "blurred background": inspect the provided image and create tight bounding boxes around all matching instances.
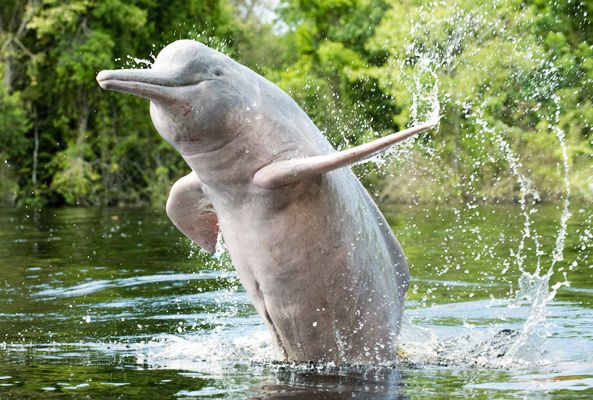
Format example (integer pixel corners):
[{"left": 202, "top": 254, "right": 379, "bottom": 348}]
[{"left": 0, "top": 0, "right": 591, "bottom": 208}]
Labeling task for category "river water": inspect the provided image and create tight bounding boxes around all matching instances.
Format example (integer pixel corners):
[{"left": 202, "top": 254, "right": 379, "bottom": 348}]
[{"left": 0, "top": 205, "right": 591, "bottom": 399}]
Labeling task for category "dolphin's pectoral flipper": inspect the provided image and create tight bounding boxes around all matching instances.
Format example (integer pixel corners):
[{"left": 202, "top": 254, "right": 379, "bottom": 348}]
[
  {"left": 252, "top": 122, "right": 437, "bottom": 189},
  {"left": 166, "top": 173, "right": 219, "bottom": 253}
]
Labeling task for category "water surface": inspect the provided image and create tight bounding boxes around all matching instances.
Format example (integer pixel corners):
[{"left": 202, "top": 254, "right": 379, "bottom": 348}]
[{"left": 0, "top": 205, "right": 591, "bottom": 398}]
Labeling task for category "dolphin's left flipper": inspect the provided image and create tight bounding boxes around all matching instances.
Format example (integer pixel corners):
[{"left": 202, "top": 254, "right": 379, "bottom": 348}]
[
  {"left": 166, "top": 172, "right": 219, "bottom": 253},
  {"left": 253, "top": 122, "right": 437, "bottom": 189}
]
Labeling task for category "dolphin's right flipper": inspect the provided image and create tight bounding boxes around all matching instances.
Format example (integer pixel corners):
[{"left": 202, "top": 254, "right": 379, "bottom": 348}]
[
  {"left": 252, "top": 122, "right": 437, "bottom": 189},
  {"left": 166, "top": 172, "right": 219, "bottom": 253}
]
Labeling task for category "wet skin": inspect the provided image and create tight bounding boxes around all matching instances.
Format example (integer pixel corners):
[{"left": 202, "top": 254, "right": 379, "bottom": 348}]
[{"left": 97, "top": 40, "right": 435, "bottom": 363}]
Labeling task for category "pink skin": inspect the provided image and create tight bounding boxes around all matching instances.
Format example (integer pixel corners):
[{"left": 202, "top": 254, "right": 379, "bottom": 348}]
[{"left": 97, "top": 40, "right": 435, "bottom": 364}]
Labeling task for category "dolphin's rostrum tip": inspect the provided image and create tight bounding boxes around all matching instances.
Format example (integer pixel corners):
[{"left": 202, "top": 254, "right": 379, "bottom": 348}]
[{"left": 96, "top": 70, "right": 110, "bottom": 89}]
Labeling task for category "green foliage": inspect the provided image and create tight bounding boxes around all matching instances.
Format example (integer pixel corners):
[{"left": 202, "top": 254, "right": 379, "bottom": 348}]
[
  {"left": 49, "top": 142, "right": 100, "bottom": 205},
  {"left": 267, "top": 0, "right": 592, "bottom": 203},
  {"left": 0, "top": 87, "right": 30, "bottom": 206},
  {"left": 0, "top": 88, "right": 29, "bottom": 156},
  {"left": 0, "top": 0, "right": 242, "bottom": 206},
  {"left": 0, "top": 0, "right": 591, "bottom": 206},
  {"left": 271, "top": 0, "right": 397, "bottom": 151}
]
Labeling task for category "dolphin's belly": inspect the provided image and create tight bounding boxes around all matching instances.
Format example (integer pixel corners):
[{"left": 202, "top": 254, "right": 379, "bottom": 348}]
[{"left": 213, "top": 169, "right": 408, "bottom": 363}]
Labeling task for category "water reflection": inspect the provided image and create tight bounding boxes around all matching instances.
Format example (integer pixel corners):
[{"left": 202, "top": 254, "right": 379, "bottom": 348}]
[
  {"left": 0, "top": 206, "right": 591, "bottom": 399},
  {"left": 251, "top": 365, "right": 405, "bottom": 399}
]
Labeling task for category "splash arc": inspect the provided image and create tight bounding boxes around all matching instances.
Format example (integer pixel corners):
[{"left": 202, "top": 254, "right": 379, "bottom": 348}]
[{"left": 97, "top": 39, "right": 436, "bottom": 363}]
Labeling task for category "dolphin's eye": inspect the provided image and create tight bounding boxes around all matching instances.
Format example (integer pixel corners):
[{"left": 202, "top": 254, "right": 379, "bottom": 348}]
[{"left": 213, "top": 69, "right": 223, "bottom": 77}]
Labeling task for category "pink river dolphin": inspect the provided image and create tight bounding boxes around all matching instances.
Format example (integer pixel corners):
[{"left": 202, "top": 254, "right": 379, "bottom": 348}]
[{"left": 97, "top": 40, "right": 436, "bottom": 364}]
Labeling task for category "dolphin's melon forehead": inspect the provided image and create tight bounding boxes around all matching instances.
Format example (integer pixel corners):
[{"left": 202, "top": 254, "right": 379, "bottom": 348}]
[
  {"left": 154, "top": 40, "right": 213, "bottom": 66},
  {"left": 156, "top": 40, "right": 205, "bottom": 62}
]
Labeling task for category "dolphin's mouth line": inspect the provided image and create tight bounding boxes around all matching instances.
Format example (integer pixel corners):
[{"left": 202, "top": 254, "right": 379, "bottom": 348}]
[
  {"left": 97, "top": 79, "right": 171, "bottom": 102},
  {"left": 97, "top": 77, "right": 214, "bottom": 102},
  {"left": 97, "top": 78, "right": 214, "bottom": 89}
]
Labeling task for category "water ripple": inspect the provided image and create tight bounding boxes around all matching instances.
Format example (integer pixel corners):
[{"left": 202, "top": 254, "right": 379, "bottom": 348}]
[{"left": 33, "top": 271, "right": 236, "bottom": 299}]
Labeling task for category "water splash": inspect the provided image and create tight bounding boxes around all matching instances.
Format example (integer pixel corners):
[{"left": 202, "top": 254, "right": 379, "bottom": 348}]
[
  {"left": 384, "top": 0, "right": 583, "bottom": 369},
  {"left": 136, "top": 329, "right": 276, "bottom": 373},
  {"left": 114, "top": 55, "right": 155, "bottom": 69},
  {"left": 409, "top": 57, "right": 441, "bottom": 127},
  {"left": 550, "top": 94, "right": 572, "bottom": 269}
]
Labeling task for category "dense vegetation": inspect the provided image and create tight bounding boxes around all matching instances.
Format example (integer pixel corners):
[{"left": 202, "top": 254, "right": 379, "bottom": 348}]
[{"left": 1, "top": 0, "right": 591, "bottom": 207}]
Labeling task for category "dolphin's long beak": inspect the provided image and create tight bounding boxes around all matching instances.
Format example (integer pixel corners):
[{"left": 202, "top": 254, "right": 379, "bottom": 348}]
[{"left": 96, "top": 69, "right": 177, "bottom": 102}]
